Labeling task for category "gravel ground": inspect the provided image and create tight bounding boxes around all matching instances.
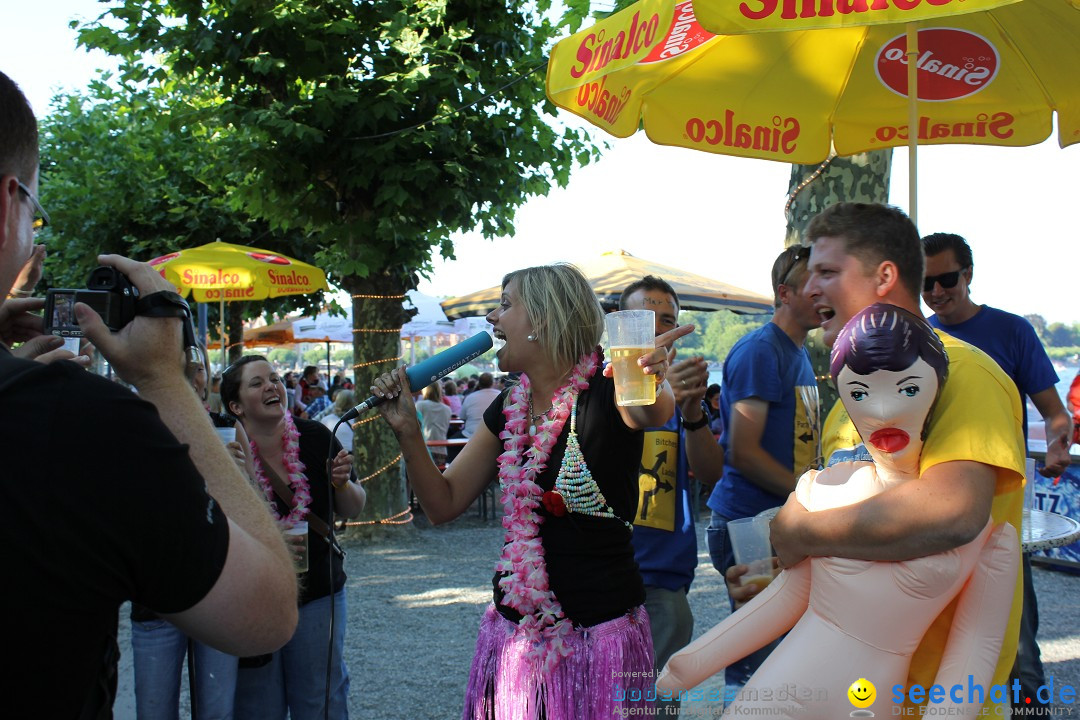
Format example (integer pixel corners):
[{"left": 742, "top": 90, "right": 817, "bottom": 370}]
[{"left": 113, "top": 506, "right": 1080, "bottom": 718}]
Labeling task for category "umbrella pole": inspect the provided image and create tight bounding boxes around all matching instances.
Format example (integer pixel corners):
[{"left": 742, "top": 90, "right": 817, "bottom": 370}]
[
  {"left": 220, "top": 296, "right": 226, "bottom": 371},
  {"left": 906, "top": 23, "right": 920, "bottom": 226},
  {"left": 326, "top": 341, "right": 331, "bottom": 381}
]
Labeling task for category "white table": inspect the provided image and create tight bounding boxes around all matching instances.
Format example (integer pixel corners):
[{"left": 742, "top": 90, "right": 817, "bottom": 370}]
[{"left": 1022, "top": 508, "right": 1080, "bottom": 553}]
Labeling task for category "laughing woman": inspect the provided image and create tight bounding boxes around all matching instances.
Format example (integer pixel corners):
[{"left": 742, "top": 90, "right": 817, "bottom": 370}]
[
  {"left": 371, "top": 264, "right": 691, "bottom": 719},
  {"left": 222, "top": 356, "right": 366, "bottom": 720}
]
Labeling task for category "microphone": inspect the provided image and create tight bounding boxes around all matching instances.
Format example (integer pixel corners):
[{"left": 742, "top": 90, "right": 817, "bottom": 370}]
[{"left": 342, "top": 331, "right": 494, "bottom": 421}]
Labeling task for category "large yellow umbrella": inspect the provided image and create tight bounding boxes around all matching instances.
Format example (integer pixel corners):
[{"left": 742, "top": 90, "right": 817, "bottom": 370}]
[
  {"left": 546, "top": 0, "right": 1080, "bottom": 220},
  {"left": 440, "top": 249, "right": 773, "bottom": 319},
  {"left": 148, "top": 240, "right": 329, "bottom": 365}
]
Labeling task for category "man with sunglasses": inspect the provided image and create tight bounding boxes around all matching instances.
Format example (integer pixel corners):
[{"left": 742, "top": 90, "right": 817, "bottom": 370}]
[
  {"left": 923, "top": 231, "right": 1072, "bottom": 714},
  {"left": 704, "top": 244, "right": 821, "bottom": 695},
  {"left": 770, "top": 203, "right": 1025, "bottom": 717},
  {"left": 0, "top": 70, "right": 298, "bottom": 716}
]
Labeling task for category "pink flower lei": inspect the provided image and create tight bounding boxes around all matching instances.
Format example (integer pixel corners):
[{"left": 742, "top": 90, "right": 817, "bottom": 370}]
[
  {"left": 495, "top": 350, "right": 598, "bottom": 671},
  {"left": 249, "top": 412, "right": 312, "bottom": 526}
]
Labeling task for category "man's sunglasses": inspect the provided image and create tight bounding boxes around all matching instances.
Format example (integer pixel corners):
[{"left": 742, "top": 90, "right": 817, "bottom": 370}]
[
  {"left": 778, "top": 245, "right": 809, "bottom": 287},
  {"left": 923, "top": 269, "right": 967, "bottom": 293}
]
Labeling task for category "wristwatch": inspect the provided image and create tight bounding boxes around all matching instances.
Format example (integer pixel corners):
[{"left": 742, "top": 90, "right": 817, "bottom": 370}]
[{"left": 682, "top": 402, "right": 711, "bottom": 431}]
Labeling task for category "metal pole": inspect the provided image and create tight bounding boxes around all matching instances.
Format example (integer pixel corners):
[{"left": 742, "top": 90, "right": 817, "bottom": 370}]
[
  {"left": 905, "top": 22, "right": 920, "bottom": 226},
  {"left": 220, "top": 296, "right": 226, "bottom": 371}
]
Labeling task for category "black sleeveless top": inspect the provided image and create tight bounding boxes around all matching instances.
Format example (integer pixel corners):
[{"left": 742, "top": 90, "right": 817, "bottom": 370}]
[{"left": 483, "top": 372, "right": 646, "bottom": 627}]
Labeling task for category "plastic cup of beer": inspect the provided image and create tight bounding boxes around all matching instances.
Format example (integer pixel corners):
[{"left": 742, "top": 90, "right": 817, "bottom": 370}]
[
  {"left": 604, "top": 309, "right": 656, "bottom": 407},
  {"left": 727, "top": 516, "right": 775, "bottom": 588},
  {"left": 284, "top": 520, "right": 309, "bottom": 574},
  {"left": 214, "top": 426, "right": 236, "bottom": 444}
]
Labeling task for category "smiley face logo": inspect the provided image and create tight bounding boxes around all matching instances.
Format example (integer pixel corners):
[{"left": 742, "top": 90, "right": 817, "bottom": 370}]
[{"left": 848, "top": 678, "right": 876, "bottom": 709}]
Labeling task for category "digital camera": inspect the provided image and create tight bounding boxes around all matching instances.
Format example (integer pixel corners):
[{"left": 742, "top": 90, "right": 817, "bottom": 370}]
[{"left": 44, "top": 267, "right": 139, "bottom": 337}]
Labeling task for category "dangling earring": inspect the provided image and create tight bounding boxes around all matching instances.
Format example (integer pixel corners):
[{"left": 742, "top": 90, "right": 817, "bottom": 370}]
[{"left": 527, "top": 334, "right": 537, "bottom": 342}]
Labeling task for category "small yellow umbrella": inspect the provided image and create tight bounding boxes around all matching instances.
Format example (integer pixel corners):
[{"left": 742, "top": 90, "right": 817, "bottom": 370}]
[
  {"left": 546, "top": 0, "right": 1080, "bottom": 220},
  {"left": 148, "top": 240, "right": 329, "bottom": 366}
]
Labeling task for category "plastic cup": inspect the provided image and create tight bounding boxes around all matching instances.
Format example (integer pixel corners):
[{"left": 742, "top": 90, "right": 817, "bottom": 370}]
[
  {"left": 284, "top": 520, "right": 309, "bottom": 574},
  {"left": 604, "top": 309, "right": 656, "bottom": 407},
  {"left": 1023, "top": 457, "right": 1037, "bottom": 528},
  {"left": 727, "top": 516, "right": 775, "bottom": 588},
  {"left": 214, "top": 426, "right": 236, "bottom": 444}
]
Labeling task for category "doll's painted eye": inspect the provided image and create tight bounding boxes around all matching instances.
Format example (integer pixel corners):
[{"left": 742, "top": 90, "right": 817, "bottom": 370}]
[
  {"left": 899, "top": 384, "right": 920, "bottom": 398},
  {"left": 850, "top": 390, "right": 867, "bottom": 401}
]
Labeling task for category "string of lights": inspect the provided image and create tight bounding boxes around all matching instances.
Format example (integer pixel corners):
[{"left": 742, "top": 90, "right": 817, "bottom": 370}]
[
  {"left": 352, "top": 355, "right": 402, "bottom": 371},
  {"left": 784, "top": 154, "right": 837, "bottom": 222},
  {"left": 345, "top": 507, "right": 415, "bottom": 526},
  {"left": 356, "top": 453, "right": 403, "bottom": 484}
]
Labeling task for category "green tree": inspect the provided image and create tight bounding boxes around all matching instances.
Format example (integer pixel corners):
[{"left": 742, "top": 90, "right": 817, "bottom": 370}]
[
  {"left": 1047, "top": 322, "right": 1079, "bottom": 348},
  {"left": 38, "top": 80, "right": 324, "bottom": 360},
  {"left": 1026, "top": 314, "right": 1049, "bottom": 344},
  {"left": 703, "top": 312, "right": 770, "bottom": 367},
  {"left": 78, "top": 0, "right": 600, "bottom": 521},
  {"left": 267, "top": 347, "right": 300, "bottom": 368}
]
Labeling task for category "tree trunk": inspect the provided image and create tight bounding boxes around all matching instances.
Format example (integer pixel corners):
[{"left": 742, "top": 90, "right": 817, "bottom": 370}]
[
  {"left": 342, "top": 273, "right": 412, "bottom": 525},
  {"left": 227, "top": 302, "right": 245, "bottom": 366},
  {"left": 785, "top": 150, "right": 893, "bottom": 416}
]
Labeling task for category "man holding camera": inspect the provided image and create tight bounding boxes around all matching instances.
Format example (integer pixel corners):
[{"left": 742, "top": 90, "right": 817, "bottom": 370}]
[{"left": 0, "top": 70, "right": 298, "bottom": 716}]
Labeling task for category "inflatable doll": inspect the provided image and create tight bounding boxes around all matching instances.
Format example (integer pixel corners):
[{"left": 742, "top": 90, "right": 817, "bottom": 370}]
[{"left": 657, "top": 304, "right": 1019, "bottom": 718}]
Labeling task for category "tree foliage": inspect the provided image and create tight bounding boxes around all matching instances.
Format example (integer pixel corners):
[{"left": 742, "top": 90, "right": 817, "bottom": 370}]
[
  {"left": 675, "top": 310, "right": 770, "bottom": 367},
  {"left": 78, "top": 0, "right": 599, "bottom": 280},
  {"left": 38, "top": 79, "right": 326, "bottom": 353},
  {"left": 74, "top": 0, "right": 601, "bottom": 521}
]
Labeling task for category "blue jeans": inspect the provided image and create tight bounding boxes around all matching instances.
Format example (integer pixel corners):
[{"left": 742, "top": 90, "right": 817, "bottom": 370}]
[
  {"left": 131, "top": 618, "right": 238, "bottom": 720},
  {"left": 234, "top": 590, "right": 350, "bottom": 720},
  {"left": 706, "top": 511, "right": 783, "bottom": 689}
]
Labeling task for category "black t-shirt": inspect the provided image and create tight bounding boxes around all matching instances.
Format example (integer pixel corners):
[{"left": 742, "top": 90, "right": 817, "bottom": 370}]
[
  {"left": 262, "top": 417, "right": 348, "bottom": 605},
  {"left": 0, "top": 349, "right": 230, "bottom": 718},
  {"left": 484, "top": 372, "right": 645, "bottom": 627}
]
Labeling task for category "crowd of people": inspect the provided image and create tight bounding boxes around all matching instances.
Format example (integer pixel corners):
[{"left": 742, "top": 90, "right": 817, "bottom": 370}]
[{"left": 3, "top": 64, "right": 1077, "bottom": 719}]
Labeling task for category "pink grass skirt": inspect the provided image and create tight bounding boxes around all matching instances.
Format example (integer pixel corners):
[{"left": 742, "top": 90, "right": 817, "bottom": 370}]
[{"left": 462, "top": 604, "right": 656, "bottom": 720}]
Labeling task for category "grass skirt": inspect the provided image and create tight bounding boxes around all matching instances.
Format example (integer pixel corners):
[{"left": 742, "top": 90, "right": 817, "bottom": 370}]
[{"left": 462, "top": 604, "right": 655, "bottom": 720}]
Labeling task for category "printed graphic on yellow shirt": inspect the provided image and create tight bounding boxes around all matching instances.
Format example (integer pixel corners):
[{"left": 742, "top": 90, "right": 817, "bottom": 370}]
[
  {"left": 635, "top": 429, "right": 679, "bottom": 531},
  {"left": 793, "top": 383, "right": 821, "bottom": 475}
]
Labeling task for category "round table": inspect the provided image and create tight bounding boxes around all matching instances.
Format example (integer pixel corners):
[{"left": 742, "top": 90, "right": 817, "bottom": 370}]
[{"left": 1022, "top": 508, "right": 1080, "bottom": 553}]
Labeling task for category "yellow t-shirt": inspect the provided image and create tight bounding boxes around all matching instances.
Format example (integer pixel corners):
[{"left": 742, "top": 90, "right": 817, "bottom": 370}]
[{"left": 823, "top": 330, "right": 1025, "bottom": 714}]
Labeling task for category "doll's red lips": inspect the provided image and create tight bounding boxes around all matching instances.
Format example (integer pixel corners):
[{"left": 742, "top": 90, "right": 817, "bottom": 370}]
[{"left": 869, "top": 428, "right": 909, "bottom": 453}]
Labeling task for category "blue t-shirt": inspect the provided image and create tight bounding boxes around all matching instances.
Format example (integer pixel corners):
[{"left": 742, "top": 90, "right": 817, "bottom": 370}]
[
  {"left": 707, "top": 322, "right": 819, "bottom": 520},
  {"left": 631, "top": 409, "right": 700, "bottom": 591},
  {"left": 928, "top": 306, "right": 1058, "bottom": 442}
]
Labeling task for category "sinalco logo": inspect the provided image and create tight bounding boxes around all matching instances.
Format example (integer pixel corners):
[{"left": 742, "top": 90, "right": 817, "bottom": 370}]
[
  {"left": 640, "top": 0, "right": 716, "bottom": 64},
  {"left": 876, "top": 28, "right": 999, "bottom": 102}
]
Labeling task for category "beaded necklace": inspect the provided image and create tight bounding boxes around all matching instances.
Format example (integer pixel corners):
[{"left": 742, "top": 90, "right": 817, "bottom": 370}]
[
  {"left": 550, "top": 397, "right": 632, "bottom": 529},
  {"left": 495, "top": 351, "right": 598, "bottom": 672},
  {"left": 249, "top": 412, "right": 311, "bottom": 526}
]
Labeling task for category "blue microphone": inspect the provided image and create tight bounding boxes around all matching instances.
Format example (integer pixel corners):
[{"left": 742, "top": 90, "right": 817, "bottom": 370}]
[{"left": 342, "top": 331, "right": 494, "bottom": 420}]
